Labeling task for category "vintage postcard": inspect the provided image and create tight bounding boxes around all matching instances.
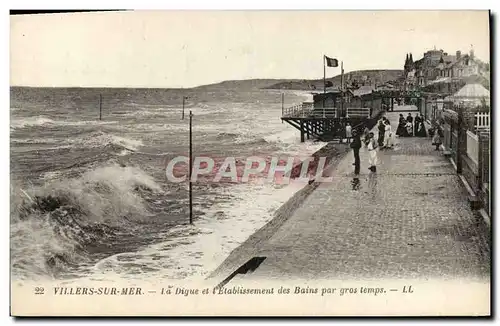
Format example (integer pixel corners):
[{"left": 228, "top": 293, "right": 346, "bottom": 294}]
[{"left": 10, "top": 10, "right": 491, "bottom": 316}]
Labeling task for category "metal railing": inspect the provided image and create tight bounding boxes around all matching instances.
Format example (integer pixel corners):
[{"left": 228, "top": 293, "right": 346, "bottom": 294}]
[
  {"left": 282, "top": 103, "right": 314, "bottom": 118},
  {"left": 282, "top": 104, "right": 372, "bottom": 119}
]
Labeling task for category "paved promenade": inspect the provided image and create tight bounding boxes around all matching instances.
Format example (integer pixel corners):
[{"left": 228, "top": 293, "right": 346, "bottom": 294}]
[{"left": 211, "top": 111, "right": 490, "bottom": 283}]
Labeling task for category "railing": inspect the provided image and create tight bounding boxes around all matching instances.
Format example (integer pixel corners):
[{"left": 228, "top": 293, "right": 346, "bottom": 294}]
[
  {"left": 443, "top": 124, "right": 451, "bottom": 151},
  {"left": 466, "top": 130, "right": 479, "bottom": 166},
  {"left": 282, "top": 104, "right": 375, "bottom": 119},
  {"left": 475, "top": 112, "right": 490, "bottom": 131},
  {"left": 346, "top": 107, "right": 370, "bottom": 118},
  {"left": 451, "top": 131, "right": 458, "bottom": 156},
  {"left": 439, "top": 100, "right": 490, "bottom": 216},
  {"left": 282, "top": 103, "right": 314, "bottom": 118},
  {"left": 311, "top": 107, "right": 337, "bottom": 118},
  {"left": 478, "top": 132, "right": 490, "bottom": 215}
]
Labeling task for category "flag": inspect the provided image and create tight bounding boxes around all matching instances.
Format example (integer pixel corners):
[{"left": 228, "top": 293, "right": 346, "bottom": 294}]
[{"left": 325, "top": 56, "right": 338, "bottom": 67}]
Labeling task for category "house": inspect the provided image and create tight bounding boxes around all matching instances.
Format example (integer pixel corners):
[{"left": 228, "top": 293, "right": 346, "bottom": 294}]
[
  {"left": 436, "top": 50, "right": 481, "bottom": 79},
  {"left": 404, "top": 48, "right": 486, "bottom": 89}
]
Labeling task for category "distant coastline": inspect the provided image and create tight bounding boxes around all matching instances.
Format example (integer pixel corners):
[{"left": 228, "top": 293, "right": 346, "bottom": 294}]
[{"left": 10, "top": 69, "right": 404, "bottom": 92}]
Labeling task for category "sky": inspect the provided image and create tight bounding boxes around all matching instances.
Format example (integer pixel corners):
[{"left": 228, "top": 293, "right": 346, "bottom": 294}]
[{"left": 10, "top": 10, "right": 490, "bottom": 88}]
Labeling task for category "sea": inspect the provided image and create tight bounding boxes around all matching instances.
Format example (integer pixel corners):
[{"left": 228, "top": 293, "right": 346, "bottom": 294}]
[{"left": 10, "top": 84, "right": 325, "bottom": 282}]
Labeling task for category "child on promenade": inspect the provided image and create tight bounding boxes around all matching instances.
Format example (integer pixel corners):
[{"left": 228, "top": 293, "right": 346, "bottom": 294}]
[
  {"left": 431, "top": 125, "right": 443, "bottom": 151},
  {"left": 345, "top": 122, "right": 352, "bottom": 143}
]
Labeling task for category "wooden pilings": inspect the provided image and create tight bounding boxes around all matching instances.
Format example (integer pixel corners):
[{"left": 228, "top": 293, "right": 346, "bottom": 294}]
[
  {"left": 282, "top": 116, "right": 369, "bottom": 143},
  {"left": 300, "top": 120, "right": 305, "bottom": 142}
]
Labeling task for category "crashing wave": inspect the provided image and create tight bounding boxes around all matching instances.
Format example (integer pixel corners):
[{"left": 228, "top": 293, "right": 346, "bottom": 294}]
[
  {"left": 10, "top": 116, "right": 117, "bottom": 130},
  {"left": 10, "top": 164, "right": 163, "bottom": 280}
]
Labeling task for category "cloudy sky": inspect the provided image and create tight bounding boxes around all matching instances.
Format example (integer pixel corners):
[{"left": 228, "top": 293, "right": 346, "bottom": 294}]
[{"left": 10, "top": 10, "right": 490, "bottom": 88}]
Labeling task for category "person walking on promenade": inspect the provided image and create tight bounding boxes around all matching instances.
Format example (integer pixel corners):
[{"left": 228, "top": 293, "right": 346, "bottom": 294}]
[
  {"left": 414, "top": 113, "right": 421, "bottom": 136},
  {"left": 406, "top": 113, "right": 414, "bottom": 136},
  {"left": 383, "top": 120, "right": 393, "bottom": 149},
  {"left": 350, "top": 130, "right": 362, "bottom": 175},
  {"left": 345, "top": 122, "right": 353, "bottom": 143},
  {"left": 366, "top": 132, "right": 379, "bottom": 172},
  {"left": 431, "top": 124, "right": 443, "bottom": 151},
  {"left": 415, "top": 115, "right": 427, "bottom": 137},
  {"left": 363, "top": 126, "right": 370, "bottom": 141},
  {"left": 377, "top": 118, "right": 385, "bottom": 148},
  {"left": 396, "top": 114, "right": 407, "bottom": 137},
  {"left": 405, "top": 118, "right": 413, "bottom": 136}
]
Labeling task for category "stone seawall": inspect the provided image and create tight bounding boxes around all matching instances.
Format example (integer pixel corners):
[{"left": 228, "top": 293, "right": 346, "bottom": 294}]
[
  {"left": 207, "top": 141, "right": 349, "bottom": 282},
  {"left": 207, "top": 112, "right": 385, "bottom": 283}
]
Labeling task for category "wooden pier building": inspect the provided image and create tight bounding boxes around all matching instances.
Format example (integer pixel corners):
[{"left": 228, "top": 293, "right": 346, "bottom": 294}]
[{"left": 281, "top": 89, "right": 422, "bottom": 142}]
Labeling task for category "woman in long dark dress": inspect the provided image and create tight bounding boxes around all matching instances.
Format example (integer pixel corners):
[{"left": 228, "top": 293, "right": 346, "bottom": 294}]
[
  {"left": 415, "top": 118, "right": 427, "bottom": 137},
  {"left": 396, "top": 114, "right": 407, "bottom": 137},
  {"left": 413, "top": 114, "right": 421, "bottom": 136}
]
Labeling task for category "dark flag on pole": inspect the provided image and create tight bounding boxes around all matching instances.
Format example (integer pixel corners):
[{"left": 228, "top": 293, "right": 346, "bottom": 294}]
[{"left": 325, "top": 56, "right": 339, "bottom": 67}]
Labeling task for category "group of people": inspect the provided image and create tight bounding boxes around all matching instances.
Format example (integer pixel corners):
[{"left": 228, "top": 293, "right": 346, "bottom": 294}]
[
  {"left": 350, "top": 128, "right": 381, "bottom": 174},
  {"left": 396, "top": 113, "right": 427, "bottom": 138},
  {"left": 376, "top": 117, "right": 394, "bottom": 150},
  {"left": 349, "top": 111, "right": 444, "bottom": 175}
]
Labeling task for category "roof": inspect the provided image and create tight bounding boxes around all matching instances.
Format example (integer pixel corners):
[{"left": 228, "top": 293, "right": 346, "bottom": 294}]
[
  {"left": 376, "top": 85, "right": 395, "bottom": 91},
  {"left": 444, "top": 83, "right": 490, "bottom": 105},
  {"left": 427, "top": 77, "right": 452, "bottom": 85},
  {"left": 442, "top": 54, "right": 457, "bottom": 64},
  {"left": 352, "top": 85, "right": 375, "bottom": 97},
  {"left": 312, "top": 89, "right": 353, "bottom": 101},
  {"left": 452, "top": 83, "right": 490, "bottom": 98}
]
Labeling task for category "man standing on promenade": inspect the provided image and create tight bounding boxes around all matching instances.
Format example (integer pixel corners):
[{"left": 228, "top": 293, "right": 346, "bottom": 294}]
[
  {"left": 378, "top": 118, "right": 386, "bottom": 148},
  {"left": 350, "top": 130, "right": 362, "bottom": 175}
]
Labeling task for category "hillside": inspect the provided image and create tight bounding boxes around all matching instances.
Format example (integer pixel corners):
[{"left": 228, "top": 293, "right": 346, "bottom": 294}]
[
  {"left": 191, "top": 78, "right": 302, "bottom": 91},
  {"left": 264, "top": 69, "right": 404, "bottom": 90},
  {"left": 10, "top": 69, "right": 405, "bottom": 94}
]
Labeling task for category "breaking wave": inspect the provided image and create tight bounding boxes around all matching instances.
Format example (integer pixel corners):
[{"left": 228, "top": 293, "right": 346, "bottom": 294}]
[
  {"left": 12, "top": 131, "right": 144, "bottom": 152},
  {"left": 10, "top": 116, "right": 55, "bottom": 129},
  {"left": 10, "top": 116, "right": 118, "bottom": 130},
  {"left": 68, "top": 130, "right": 144, "bottom": 151},
  {"left": 10, "top": 164, "right": 163, "bottom": 280}
]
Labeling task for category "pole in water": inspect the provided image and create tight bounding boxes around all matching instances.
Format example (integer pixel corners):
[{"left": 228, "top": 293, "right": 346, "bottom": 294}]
[
  {"left": 189, "top": 110, "right": 193, "bottom": 224},
  {"left": 281, "top": 93, "right": 284, "bottom": 123},
  {"left": 182, "top": 96, "right": 186, "bottom": 120},
  {"left": 99, "top": 94, "right": 103, "bottom": 120}
]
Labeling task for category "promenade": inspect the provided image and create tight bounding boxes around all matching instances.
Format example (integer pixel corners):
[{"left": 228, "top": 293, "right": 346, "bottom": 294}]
[{"left": 210, "top": 110, "right": 490, "bottom": 284}]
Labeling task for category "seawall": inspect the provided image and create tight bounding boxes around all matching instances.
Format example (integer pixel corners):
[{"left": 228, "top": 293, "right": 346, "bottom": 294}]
[
  {"left": 207, "top": 110, "right": 385, "bottom": 283},
  {"left": 206, "top": 142, "right": 350, "bottom": 282}
]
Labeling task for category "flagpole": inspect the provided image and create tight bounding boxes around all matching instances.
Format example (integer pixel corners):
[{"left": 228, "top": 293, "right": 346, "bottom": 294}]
[
  {"left": 323, "top": 55, "right": 326, "bottom": 94},
  {"left": 341, "top": 61, "right": 344, "bottom": 116},
  {"left": 341, "top": 61, "right": 344, "bottom": 92}
]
